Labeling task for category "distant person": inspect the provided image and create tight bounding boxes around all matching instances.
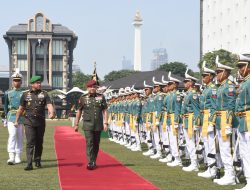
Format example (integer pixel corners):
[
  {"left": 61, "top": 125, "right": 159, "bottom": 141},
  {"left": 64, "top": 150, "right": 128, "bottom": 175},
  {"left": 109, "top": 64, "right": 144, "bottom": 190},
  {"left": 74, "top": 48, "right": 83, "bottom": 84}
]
[
  {"left": 15, "top": 76, "right": 55, "bottom": 171},
  {"left": 4, "top": 69, "right": 24, "bottom": 165},
  {"left": 74, "top": 80, "right": 108, "bottom": 170}
]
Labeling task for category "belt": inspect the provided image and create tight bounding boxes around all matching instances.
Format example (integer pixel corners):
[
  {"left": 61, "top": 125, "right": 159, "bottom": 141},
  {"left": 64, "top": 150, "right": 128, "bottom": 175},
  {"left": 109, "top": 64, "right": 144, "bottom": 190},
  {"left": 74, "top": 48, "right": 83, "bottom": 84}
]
[
  {"left": 216, "top": 111, "right": 222, "bottom": 116},
  {"left": 235, "top": 111, "right": 246, "bottom": 117}
]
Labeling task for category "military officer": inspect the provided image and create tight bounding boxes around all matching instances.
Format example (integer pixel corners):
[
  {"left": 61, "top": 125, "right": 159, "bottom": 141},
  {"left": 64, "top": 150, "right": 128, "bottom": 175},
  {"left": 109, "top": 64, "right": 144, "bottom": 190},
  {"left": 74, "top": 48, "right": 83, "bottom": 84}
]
[
  {"left": 4, "top": 68, "right": 24, "bottom": 165},
  {"left": 235, "top": 54, "right": 250, "bottom": 190},
  {"left": 15, "top": 75, "right": 55, "bottom": 170},
  {"left": 213, "top": 56, "right": 236, "bottom": 185},
  {"left": 181, "top": 68, "right": 201, "bottom": 172},
  {"left": 166, "top": 72, "right": 183, "bottom": 167},
  {"left": 74, "top": 80, "right": 108, "bottom": 170},
  {"left": 142, "top": 81, "right": 155, "bottom": 156},
  {"left": 197, "top": 62, "right": 218, "bottom": 178},
  {"left": 150, "top": 77, "right": 165, "bottom": 159}
]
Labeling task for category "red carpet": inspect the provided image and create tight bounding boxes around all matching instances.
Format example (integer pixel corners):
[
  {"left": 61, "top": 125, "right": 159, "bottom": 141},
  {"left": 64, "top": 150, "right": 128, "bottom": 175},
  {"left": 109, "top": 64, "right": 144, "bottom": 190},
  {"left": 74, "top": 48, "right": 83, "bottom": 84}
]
[{"left": 54, "top": 126, "right": 159, "bottom": 190}]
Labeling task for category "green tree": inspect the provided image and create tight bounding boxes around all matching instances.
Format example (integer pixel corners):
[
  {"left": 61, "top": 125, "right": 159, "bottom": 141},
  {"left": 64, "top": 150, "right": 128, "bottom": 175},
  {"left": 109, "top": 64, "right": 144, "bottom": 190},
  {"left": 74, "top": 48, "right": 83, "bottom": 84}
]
[
  {"left": 199, "top": 49, "right": 237, "bottom": 74},
  {"left": 104, "top": 70, "right": 139, "bottom": 82},
  {"left": 72, "top": 71, "right": 92, "bottom": 90},
  {"left": 158, "top": 62, "right": 189, "bottom": 78}
]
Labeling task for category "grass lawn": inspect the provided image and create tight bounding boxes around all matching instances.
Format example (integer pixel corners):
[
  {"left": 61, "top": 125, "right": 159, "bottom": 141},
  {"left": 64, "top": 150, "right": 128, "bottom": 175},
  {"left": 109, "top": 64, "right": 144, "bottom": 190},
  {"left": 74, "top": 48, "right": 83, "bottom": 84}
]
[{"left": 0, "top": 120, "right": 245, "bottom": 190}]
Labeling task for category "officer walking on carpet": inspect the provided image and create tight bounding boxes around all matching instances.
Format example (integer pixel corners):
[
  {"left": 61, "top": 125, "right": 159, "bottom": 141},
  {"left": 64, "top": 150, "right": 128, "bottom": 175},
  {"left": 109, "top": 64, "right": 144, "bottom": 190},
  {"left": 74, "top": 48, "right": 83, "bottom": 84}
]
[
  {"left": 74, "top": 79, "right": 108, "bottom": 170},
  {"left": 15, "top": 75, "right": 55, "bottom": 171}
]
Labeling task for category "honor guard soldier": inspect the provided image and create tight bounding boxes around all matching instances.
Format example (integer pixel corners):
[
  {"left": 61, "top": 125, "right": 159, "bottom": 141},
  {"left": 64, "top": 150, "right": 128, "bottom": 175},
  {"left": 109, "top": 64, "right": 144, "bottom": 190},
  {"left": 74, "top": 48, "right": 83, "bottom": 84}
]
[
  {"left": 15, "top": 75, "right": 55, "bottom": 171},
  {"left": 4, "top": 68, "right": 24, "bottom": 165},
  {"left": 158, "top": 75, "right": 172, "bottom": 163},
  {"left": 235, "top": 54, "right": 250, "bottom": 190},
  {"left": 74, "top": 80, "right": 108, "bottom": 170},
  {"left": 142, "top": 81, "right": 155, "bottom": 156},
  {"left": 197, "top": 62, "right": 218, "bottom": 178},
  {"left": 213, "top": 56, "right": 236, "bottom": 185},
  {"left": 150, "top": 77, "right": 165, "bottom": 159},
  {"left": 166, "top": 72, "right": 183, "bottom": 167},
  {"left": 182, "top": 68, "right": 201, "bottom": 172}
]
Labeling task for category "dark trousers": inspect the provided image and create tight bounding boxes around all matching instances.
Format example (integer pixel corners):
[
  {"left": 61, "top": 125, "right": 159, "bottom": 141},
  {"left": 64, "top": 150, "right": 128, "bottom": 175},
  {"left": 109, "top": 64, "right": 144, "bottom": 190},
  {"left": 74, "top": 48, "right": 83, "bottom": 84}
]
[
  {"left": 84, "top": 130, "right": 101, "bottom": 163},
  {"left": 25, "top": 125, "right": 45, "bottom": 165}
]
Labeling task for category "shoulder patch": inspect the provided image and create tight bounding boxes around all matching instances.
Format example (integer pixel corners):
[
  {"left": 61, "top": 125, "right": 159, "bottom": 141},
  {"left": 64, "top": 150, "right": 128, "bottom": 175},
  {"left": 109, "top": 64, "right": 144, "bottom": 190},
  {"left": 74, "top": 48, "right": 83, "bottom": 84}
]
[{"left": 228, "top": 81, "right": 233, "bottom": 85}]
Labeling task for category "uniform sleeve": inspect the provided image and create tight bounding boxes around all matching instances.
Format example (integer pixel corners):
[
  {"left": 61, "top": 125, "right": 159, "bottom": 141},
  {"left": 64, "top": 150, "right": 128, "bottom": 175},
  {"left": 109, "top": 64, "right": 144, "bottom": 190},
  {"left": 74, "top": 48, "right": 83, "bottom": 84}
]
[
  {"left": 174, "top": 93, "right": 182, "bottom": 123},
  {"left": 77, "top": 97, "right": 84, "bottom": 111},
  {"left": 208, "top": 87, "right": 217, "bottom": 123},
  {"left": 191, "top": 92, "right": 201, "bottom": 126},
  {"left": 20, "top": 93, "right": 26, "bottom": 107},
  {"left": 225, "top": 84, "right": 236, "bottom": 126},
  {"left": 4, "top": 91, "right": 9, "bottom": 115},
  {"left": 102, "top": 95, "right": 108, "bottom": 110},
  {"left": 45, "top": 92, "right": 52, "bottom": 105}
]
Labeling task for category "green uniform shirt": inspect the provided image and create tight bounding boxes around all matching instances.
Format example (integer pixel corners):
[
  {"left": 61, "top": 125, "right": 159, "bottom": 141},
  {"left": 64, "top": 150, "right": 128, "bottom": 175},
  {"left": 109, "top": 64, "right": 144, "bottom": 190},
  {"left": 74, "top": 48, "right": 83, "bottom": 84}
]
[
  {"left": 79, "top": 93, "right": 107, "bottom": 131},
  {"left": 236, "top": 74, "right": 250, "bottom": 132}
]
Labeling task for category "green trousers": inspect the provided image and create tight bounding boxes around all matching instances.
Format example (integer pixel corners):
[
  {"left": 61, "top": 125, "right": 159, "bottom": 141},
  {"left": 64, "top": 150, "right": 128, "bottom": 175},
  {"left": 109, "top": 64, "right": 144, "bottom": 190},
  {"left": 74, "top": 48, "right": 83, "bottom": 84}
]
[{"left": 84, "top": 130, "right": 101, "bottom": 163}]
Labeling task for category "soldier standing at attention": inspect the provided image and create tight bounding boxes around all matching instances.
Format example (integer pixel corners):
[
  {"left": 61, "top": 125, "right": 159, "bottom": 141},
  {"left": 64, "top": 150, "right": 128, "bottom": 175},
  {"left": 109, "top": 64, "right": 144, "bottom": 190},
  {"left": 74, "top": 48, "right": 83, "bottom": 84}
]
[
  {"left": 235, "top": 54, "right": 250, "bottom": 190},
  {"left": 74, "top": 80, "right": 108, "bottom": 170},
  {"left": 213, "top": 56, "right": 236, "bottom": 185},
  {"left": 197, "top": 62, "right": 218, "bottom": 179},
  {"left": 182, "top": 68, "right": 200, "bottom": 172},
  {"left": 4, "top": 69, "right": 24, "bottom": 165},
  {"left": 15, "top": 76, "right": 55, "bottom": 171}
]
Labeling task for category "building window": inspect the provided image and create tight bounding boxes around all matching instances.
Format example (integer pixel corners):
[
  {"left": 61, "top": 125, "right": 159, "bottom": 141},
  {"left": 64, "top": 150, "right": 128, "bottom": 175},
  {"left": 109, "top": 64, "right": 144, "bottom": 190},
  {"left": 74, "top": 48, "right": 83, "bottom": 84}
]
[
  {"left": 30, "top": 20, "right": 34, "bottom": 31},
  {"left": 52, "top": 76, "right": 63, "bottom": 88},
  {"left": 17, "top": 59, "right": 28, "bottom": 71},
  {"left": 46, "top": 20, "right": 50, "bottom": 31},
  {"left": 36, "top": 15, "right": 43, "bottom": 31},
  {"left": 17, "top": 40, "right": 27, "bottom": 55},
  {"left": 36, "top": 44, "right": 44, "bottom": 55},
  {"left": 52, "top": 40, "right": 63, "bottom": 55},
  {"left": 52, "top": 60, "right": 63, "bottom": 71}
]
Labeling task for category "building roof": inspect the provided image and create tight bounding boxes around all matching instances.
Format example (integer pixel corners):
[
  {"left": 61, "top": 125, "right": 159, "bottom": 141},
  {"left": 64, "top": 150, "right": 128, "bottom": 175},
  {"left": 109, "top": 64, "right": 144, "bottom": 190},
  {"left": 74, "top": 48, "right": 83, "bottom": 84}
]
[
  {"left": 6, "top": 24, "right": 75, "bottom": 35},
  {"left": 101, "top": 70, "right": 184, "bottom": 89}
]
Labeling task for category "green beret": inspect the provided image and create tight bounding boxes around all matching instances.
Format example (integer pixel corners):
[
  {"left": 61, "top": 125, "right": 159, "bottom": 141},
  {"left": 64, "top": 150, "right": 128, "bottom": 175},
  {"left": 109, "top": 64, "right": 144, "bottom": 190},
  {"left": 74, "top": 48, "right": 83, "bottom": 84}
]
[{"left": 30, "top": 76, "right": 42, "bottom": 84}]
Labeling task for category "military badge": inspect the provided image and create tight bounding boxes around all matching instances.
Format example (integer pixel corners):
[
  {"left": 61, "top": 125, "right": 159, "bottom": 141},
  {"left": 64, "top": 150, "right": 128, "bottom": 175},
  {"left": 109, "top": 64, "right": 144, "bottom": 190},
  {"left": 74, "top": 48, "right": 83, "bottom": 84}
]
[
  {"left": 193, "top": 94, "right": 197, "bottom": 99},
  {"left": 38, "top": 93, "right": 44, "bottom": 99},
  {"left": 177, "top": 95, "right": 180, "bottom": 102}
]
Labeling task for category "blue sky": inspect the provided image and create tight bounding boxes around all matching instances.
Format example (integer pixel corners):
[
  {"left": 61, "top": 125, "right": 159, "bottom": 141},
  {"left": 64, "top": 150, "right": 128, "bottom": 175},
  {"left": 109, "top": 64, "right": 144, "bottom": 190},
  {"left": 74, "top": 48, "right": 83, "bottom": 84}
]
[{"left": 0, "top": 0, "right": 200, "bottom": 78}]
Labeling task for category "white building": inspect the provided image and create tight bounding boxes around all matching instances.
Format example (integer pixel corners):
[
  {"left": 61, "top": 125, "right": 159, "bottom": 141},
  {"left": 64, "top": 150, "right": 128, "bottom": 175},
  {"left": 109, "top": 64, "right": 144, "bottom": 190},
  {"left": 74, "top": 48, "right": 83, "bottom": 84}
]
[{"left": 201, "top": 0, "right": 250, "bottom": 56}]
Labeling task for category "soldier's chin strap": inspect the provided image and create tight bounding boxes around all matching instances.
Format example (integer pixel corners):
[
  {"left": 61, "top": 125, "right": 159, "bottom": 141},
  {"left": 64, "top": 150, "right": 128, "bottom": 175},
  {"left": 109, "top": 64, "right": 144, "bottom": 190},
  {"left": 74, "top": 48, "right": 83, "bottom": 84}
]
[{"left": 242, "top": 62, "right": 249, "bottom": 77}]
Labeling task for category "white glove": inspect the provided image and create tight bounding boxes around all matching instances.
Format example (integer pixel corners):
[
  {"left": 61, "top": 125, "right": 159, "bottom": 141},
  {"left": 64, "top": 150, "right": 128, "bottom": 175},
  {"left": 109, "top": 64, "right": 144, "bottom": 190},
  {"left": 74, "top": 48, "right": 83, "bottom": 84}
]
[
  {"left": 174, "top": 124, "right": 179, "bottom": 129},
  {"left": 207, "top": 124, "right": 214, "bottom": 133},
  {"left": 225, "top": 126, "right": 232, "bottom": 135},
  {"left": 135, "top": 123, "right": 138, "bottom": 127},
  {"left": 147, "top": 122, "right": 151, "bottom": 126},
  {"left": 193, "top": 125, "right": 199, "bottom": 131},
  {"left": 3, "top": 119, "right": 7, "bottom": 127},
  {"left": 155, "top": 121, "right": 160, "bottom": 126}
]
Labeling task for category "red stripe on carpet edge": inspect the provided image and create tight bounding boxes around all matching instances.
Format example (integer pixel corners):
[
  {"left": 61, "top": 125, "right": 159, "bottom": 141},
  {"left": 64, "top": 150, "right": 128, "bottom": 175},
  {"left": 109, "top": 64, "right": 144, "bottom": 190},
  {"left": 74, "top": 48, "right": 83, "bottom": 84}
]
[{"left": 54, "top": 126, "right": 159, "bottom": 190}]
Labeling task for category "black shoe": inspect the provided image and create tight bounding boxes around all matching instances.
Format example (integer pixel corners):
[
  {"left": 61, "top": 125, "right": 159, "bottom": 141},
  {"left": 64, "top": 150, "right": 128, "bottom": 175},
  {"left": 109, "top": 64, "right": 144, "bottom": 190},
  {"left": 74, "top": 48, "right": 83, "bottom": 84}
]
[
  {"left": 86, "top": 162, "right": 96, "bottom": 170},
  {"left": 35, "top": 161, "right": 42, "bottom": 168},
  {"left": 24, "top": 165, "right": 33, "bottom": 171}
]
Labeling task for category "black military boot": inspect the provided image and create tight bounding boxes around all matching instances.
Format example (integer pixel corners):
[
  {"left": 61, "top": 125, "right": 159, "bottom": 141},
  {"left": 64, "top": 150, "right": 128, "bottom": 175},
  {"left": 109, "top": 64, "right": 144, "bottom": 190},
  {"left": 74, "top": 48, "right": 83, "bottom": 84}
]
[
  {"left": 35, "top": 160, "right": 42, "bottom": 168},
  {"left": 24, "top": 164, "right": 33, "bottom": 171}
]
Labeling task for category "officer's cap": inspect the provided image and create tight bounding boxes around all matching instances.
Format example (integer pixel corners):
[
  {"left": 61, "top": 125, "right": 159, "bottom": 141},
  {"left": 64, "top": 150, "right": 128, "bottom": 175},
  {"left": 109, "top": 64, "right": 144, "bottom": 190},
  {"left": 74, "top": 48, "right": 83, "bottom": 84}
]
[
  {"left": 168, "top": 72, "right": 181, "bottom": 83},
  {"left": 202, "top": 61, "right": 215, "bottom": 75},
  {"left": 215, "top": 55, "right": 233, "bottom": 71},
  {"left": 237, "top": 54, "right": 250, "bottom": 66},
  {"left": 152, "top": 76, "right": 164, "bottom": 86},
  {"left": 86, "top": 80, "right": 97, "bottom": 88},
  {"left": 11, "top": 68, "right": 22, "bottom": 80},
  {"left": 30, "top": 75, "right": 42, "bottom": 84},
  {"left": 183, "top": 68, "right": 198, "bottom": 82}
]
